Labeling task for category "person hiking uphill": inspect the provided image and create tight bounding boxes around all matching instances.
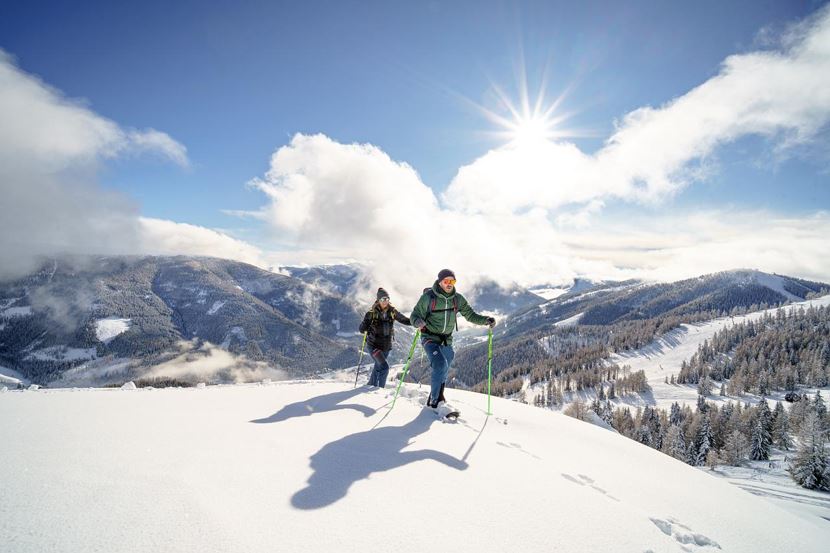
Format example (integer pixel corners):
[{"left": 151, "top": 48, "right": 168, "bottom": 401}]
[
  {"left": 359, "top": 287, "right": 411, "bottom": 388},
  {"left": 409, "top": 269, "right": 495, "bottom": 409}
]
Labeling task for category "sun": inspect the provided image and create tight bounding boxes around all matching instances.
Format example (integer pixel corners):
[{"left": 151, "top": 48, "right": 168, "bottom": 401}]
[
  {"left": 507, "top": 114, "right": 557, "bottom": 146},
  {"left": 447, "top": 58, "right": 587, "bottom": 148}
]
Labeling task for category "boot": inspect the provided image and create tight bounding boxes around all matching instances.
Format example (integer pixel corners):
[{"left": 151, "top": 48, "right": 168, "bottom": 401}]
[{"left": 437, "top": 383, "right": 446, "bottom": 404}]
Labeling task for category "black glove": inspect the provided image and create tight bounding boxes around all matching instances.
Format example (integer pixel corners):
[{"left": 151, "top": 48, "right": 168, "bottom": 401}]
[{"left": 486, "top": 316, "right": 496, "bottom": 328}]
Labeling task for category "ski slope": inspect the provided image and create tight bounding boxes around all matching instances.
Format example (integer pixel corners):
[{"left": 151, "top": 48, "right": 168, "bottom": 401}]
[{"left": 2, "top": 381, "right": 829, "bottom": 553}]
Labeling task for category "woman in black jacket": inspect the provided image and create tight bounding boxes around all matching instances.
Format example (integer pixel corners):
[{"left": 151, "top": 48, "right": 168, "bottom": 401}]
[{"left": 358, "top": 287, "right": 411, "bottom": 388}]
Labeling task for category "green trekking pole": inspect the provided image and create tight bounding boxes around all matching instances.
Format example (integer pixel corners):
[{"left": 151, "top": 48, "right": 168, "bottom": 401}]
[
  {"left": 486, "top": 327, "right": 494, "bottom": 415},
  {"left": 353, "top": 332, "right": 367, "bottom": 388},
  {"left": 391, "top": 330, "right": 421, "bottom": 408}
]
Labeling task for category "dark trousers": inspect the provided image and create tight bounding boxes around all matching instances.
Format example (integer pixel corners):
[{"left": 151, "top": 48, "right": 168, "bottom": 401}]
[{"left": 368, "top": 347, "right": 391, "bottom": 388}]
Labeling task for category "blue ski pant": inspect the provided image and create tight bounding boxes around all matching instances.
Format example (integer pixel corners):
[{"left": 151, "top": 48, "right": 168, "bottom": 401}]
[
  {"left": 368, "top": 347, "right": 391, "bottom": 388},
  {"left": 422, "top": 338, "right": 454, "bottom": 404}
]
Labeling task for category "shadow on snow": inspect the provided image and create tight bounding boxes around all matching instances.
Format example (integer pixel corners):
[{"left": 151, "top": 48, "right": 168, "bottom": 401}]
[
  {"left": 249, "top": 387, "right": 376, "bottom": 424},
  {"left": 290, "top": 408, "right": 468, "bottom": 509}
]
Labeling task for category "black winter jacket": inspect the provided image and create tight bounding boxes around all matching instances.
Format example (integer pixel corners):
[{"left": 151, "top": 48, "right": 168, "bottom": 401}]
[{"left": 359, "top": 302, "right": 411, "bottom": 351}]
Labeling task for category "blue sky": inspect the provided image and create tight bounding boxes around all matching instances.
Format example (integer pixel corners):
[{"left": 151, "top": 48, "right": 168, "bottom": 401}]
[{"left": 1, "top": 0, "right": 829, "bottom": 296}]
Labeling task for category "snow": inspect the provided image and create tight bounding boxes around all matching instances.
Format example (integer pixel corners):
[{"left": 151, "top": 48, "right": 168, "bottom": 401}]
[
  {"left": 220, "top": 326, "right": 247, "bottom": 349},
  {"left": 609, "top": 294, "right": 830, "bottom": 412},
  {"left": 94, "top": 317, "right": 131, "bottom": 343},
  {"left": 1, "top": 381, "right": 828, "bottom": 552},
  {"left": 529, "top": 287, "right": 568, "bottom": 301},
  {"left": 1, "top": 305, "right": 33, "bottom": 318},
  {"left": 121, "top": 381, "right": 137, "bottom": 390},
  {"left": 49, "top": 357, "right": 135, "bottom": 388},
  {"left": 704, "top": 450, "right": 830, "bottom": 524},
  {"left": 0, "top": 296, "right": 22, "bottom": 309},
  {"left": 207, "top": 300, "right": 226, "bottom": 315},
  {"left": 24, "top": 346, "right": 98, "bottom": 362},
  {"left": 0, "top": 364, "right": 27, "bottom": 387},
  {"left": 751, "top": 271, "right": 804, "bottom": 302},
  {"left": 555, "top": 311, "right": 584, "bottom": 327}
]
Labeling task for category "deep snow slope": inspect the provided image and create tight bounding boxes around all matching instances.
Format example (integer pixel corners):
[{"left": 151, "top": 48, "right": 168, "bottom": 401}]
[{"left": 1, "top": 381, "right": 828, "bottom": 553}]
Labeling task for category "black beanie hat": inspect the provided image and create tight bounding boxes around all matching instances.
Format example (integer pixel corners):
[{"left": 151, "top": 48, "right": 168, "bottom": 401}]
[
  {"left": 376, "top": 287, "right": 389, "bottom": 300},
  {"left": 437, "top": 269, "right": 456, "bottom": 281}
]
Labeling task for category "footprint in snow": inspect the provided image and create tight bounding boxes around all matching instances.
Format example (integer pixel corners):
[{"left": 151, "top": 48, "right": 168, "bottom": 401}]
[
  {"left": 649, "top": 517, "right": 720, "bottom": 550},
  {"left": 561, "top": 473, "right": 620, "bottom": 502}
]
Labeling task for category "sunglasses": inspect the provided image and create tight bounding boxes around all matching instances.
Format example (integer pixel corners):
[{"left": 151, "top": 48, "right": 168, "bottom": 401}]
[
  {"left": 441, "top": 278, "right": 456, "bottom": 286},
  {"left": 379, "top": 297, "right": 390, "bottom": 302}
]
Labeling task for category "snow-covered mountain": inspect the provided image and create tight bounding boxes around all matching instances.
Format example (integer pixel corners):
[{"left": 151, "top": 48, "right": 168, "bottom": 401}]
[
  {"left": 281, "top": 263, "right": 367, "bottom": 296},
  {"left": 464, "top": 278, "right": 546, "bottom": 315},
  {"left": 451, "top": 269, "right": 829, "bottom": 389},
  {"left": 1, "top": 380, "right": 827, "bottom": 552},
  {"left": 0, "top": 256, "right": 361, "bottom": 386}
]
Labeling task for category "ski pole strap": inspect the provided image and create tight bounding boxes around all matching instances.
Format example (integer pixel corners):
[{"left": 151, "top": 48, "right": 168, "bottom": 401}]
[
  {"left": 353, "top": 332, "right": 367, "bottom": 388},
  {"left": 391, "top": 330, "right": 421, "bottom": 408},
  {"left": 487, "top": 328, "right": 493, "bottom": 415}
]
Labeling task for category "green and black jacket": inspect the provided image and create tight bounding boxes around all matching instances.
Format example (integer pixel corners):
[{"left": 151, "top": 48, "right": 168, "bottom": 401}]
[{"left": 409, "top": 280, "right": 489, "bottom": 345}]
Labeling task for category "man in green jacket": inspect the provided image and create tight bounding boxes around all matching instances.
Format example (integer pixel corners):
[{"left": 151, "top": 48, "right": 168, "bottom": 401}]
[{"left": 409, "top": 269, "right": 495, "bottom": 409}]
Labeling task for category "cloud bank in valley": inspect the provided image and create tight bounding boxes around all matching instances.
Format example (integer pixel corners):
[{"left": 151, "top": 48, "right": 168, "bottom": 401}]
[{"left": 247, "top": 6, "right": 830, "bottom": 304}]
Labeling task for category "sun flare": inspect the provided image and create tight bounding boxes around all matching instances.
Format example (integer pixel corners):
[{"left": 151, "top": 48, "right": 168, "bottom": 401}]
[{"left": 508, "top": 114, "right": 557, "bottom": 145}]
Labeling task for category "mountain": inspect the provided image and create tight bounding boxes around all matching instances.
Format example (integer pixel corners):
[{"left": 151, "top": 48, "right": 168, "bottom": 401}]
[
  {"left": 451, "top": 269, "right": 830, "bottom": 389},
  {"left": 0, "top": 256, "right": 361, "bottom": 385},
  {"left": 464, "top": 278, "right": 546, "bottom": 315},
  {"left": 281, "top": 263, "right": 367, "bottom": 296},
  {"left": 1, "top": 380, "right": 827, "bottom": 552}
]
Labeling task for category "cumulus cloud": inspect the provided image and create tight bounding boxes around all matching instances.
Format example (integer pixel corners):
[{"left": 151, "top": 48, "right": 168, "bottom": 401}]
[
  {"left": 248, "top": 134, "right": 577, "bottom": 304},
  {"left": 0, "top": 51, "right": 261, "bottom": 280},
  {"left": 444, "top": 5, "right": 830, "bottom": 213},
  {"left": 137, "top": 218, "right": 268, "bottom": 269},
  {"left": 248, "top": 7, "right": 830, "bottom": 304}
]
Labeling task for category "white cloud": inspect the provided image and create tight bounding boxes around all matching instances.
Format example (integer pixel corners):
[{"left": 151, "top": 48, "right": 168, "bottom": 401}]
[
  {"left": 0, "top": 51, "right": 240, "bottom": 280},
  {"left": 444, "top": 5, "right": 830, "bottom": 213},
  {"left": 137, "top": 217, "right": 268, "bottom": 269},
  {"left": 0, "top": 50, "right": 188, "bottom": 170},
  {"left": 561, "top": 211, "right": 830, "bottom": 284},
  {"left": 245, "top": 8, "right": 830, "bottom": 304}
]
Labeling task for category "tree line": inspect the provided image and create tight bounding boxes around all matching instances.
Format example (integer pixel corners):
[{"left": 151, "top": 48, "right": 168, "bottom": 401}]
[
  {"left": 566, "top": 393, "right": 830, "bottom": 491},
  {"left": 677, "top": 305, "right": 830, "bottom": 394}
]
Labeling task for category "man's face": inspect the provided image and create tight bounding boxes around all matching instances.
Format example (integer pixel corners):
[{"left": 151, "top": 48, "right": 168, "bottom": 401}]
[{"left": 439, "top": 277, "right": 456, "bottom": 293}]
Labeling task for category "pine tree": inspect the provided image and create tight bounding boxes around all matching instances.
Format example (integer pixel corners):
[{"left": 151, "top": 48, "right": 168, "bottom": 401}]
[
  {"left": 697, "top": 377, "right": 712, "bottom": 397},
  {"left": 788, "top": 412, "right": 830, "bottom": 491},
  {"left": 750, "top": 418, "right": 772, "bottom": 461},
  {"left": 695, "top": 413, "right": 713, "bottom": 466},
  {"left": 662, "top": 425, "right": 687, "bottom": 462},
  {"left": 669, "top": 402, "right": 683, "bottom": 426},
  {"left": 814, "top": 390, "right": 827, "bottom": 430},
  {"left": 772, "top": 402, "right": 792, "bottom": 450}
]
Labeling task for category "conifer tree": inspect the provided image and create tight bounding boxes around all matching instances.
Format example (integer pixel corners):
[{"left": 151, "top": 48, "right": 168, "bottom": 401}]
[
  {"left": 789, "top": 412, "right": 830, "bottom": 491},
  {"left": 772, "top": 402, "right": 792, "bottom": 450},
  {"left": 695, "top": 413, "right": 713, "bottom": 466},
  {"left": 750, "top": 417, "right": 772, "bottom": 461},
  {"left": 662, "top": 425, "right": 687, "bottom": 462}
]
